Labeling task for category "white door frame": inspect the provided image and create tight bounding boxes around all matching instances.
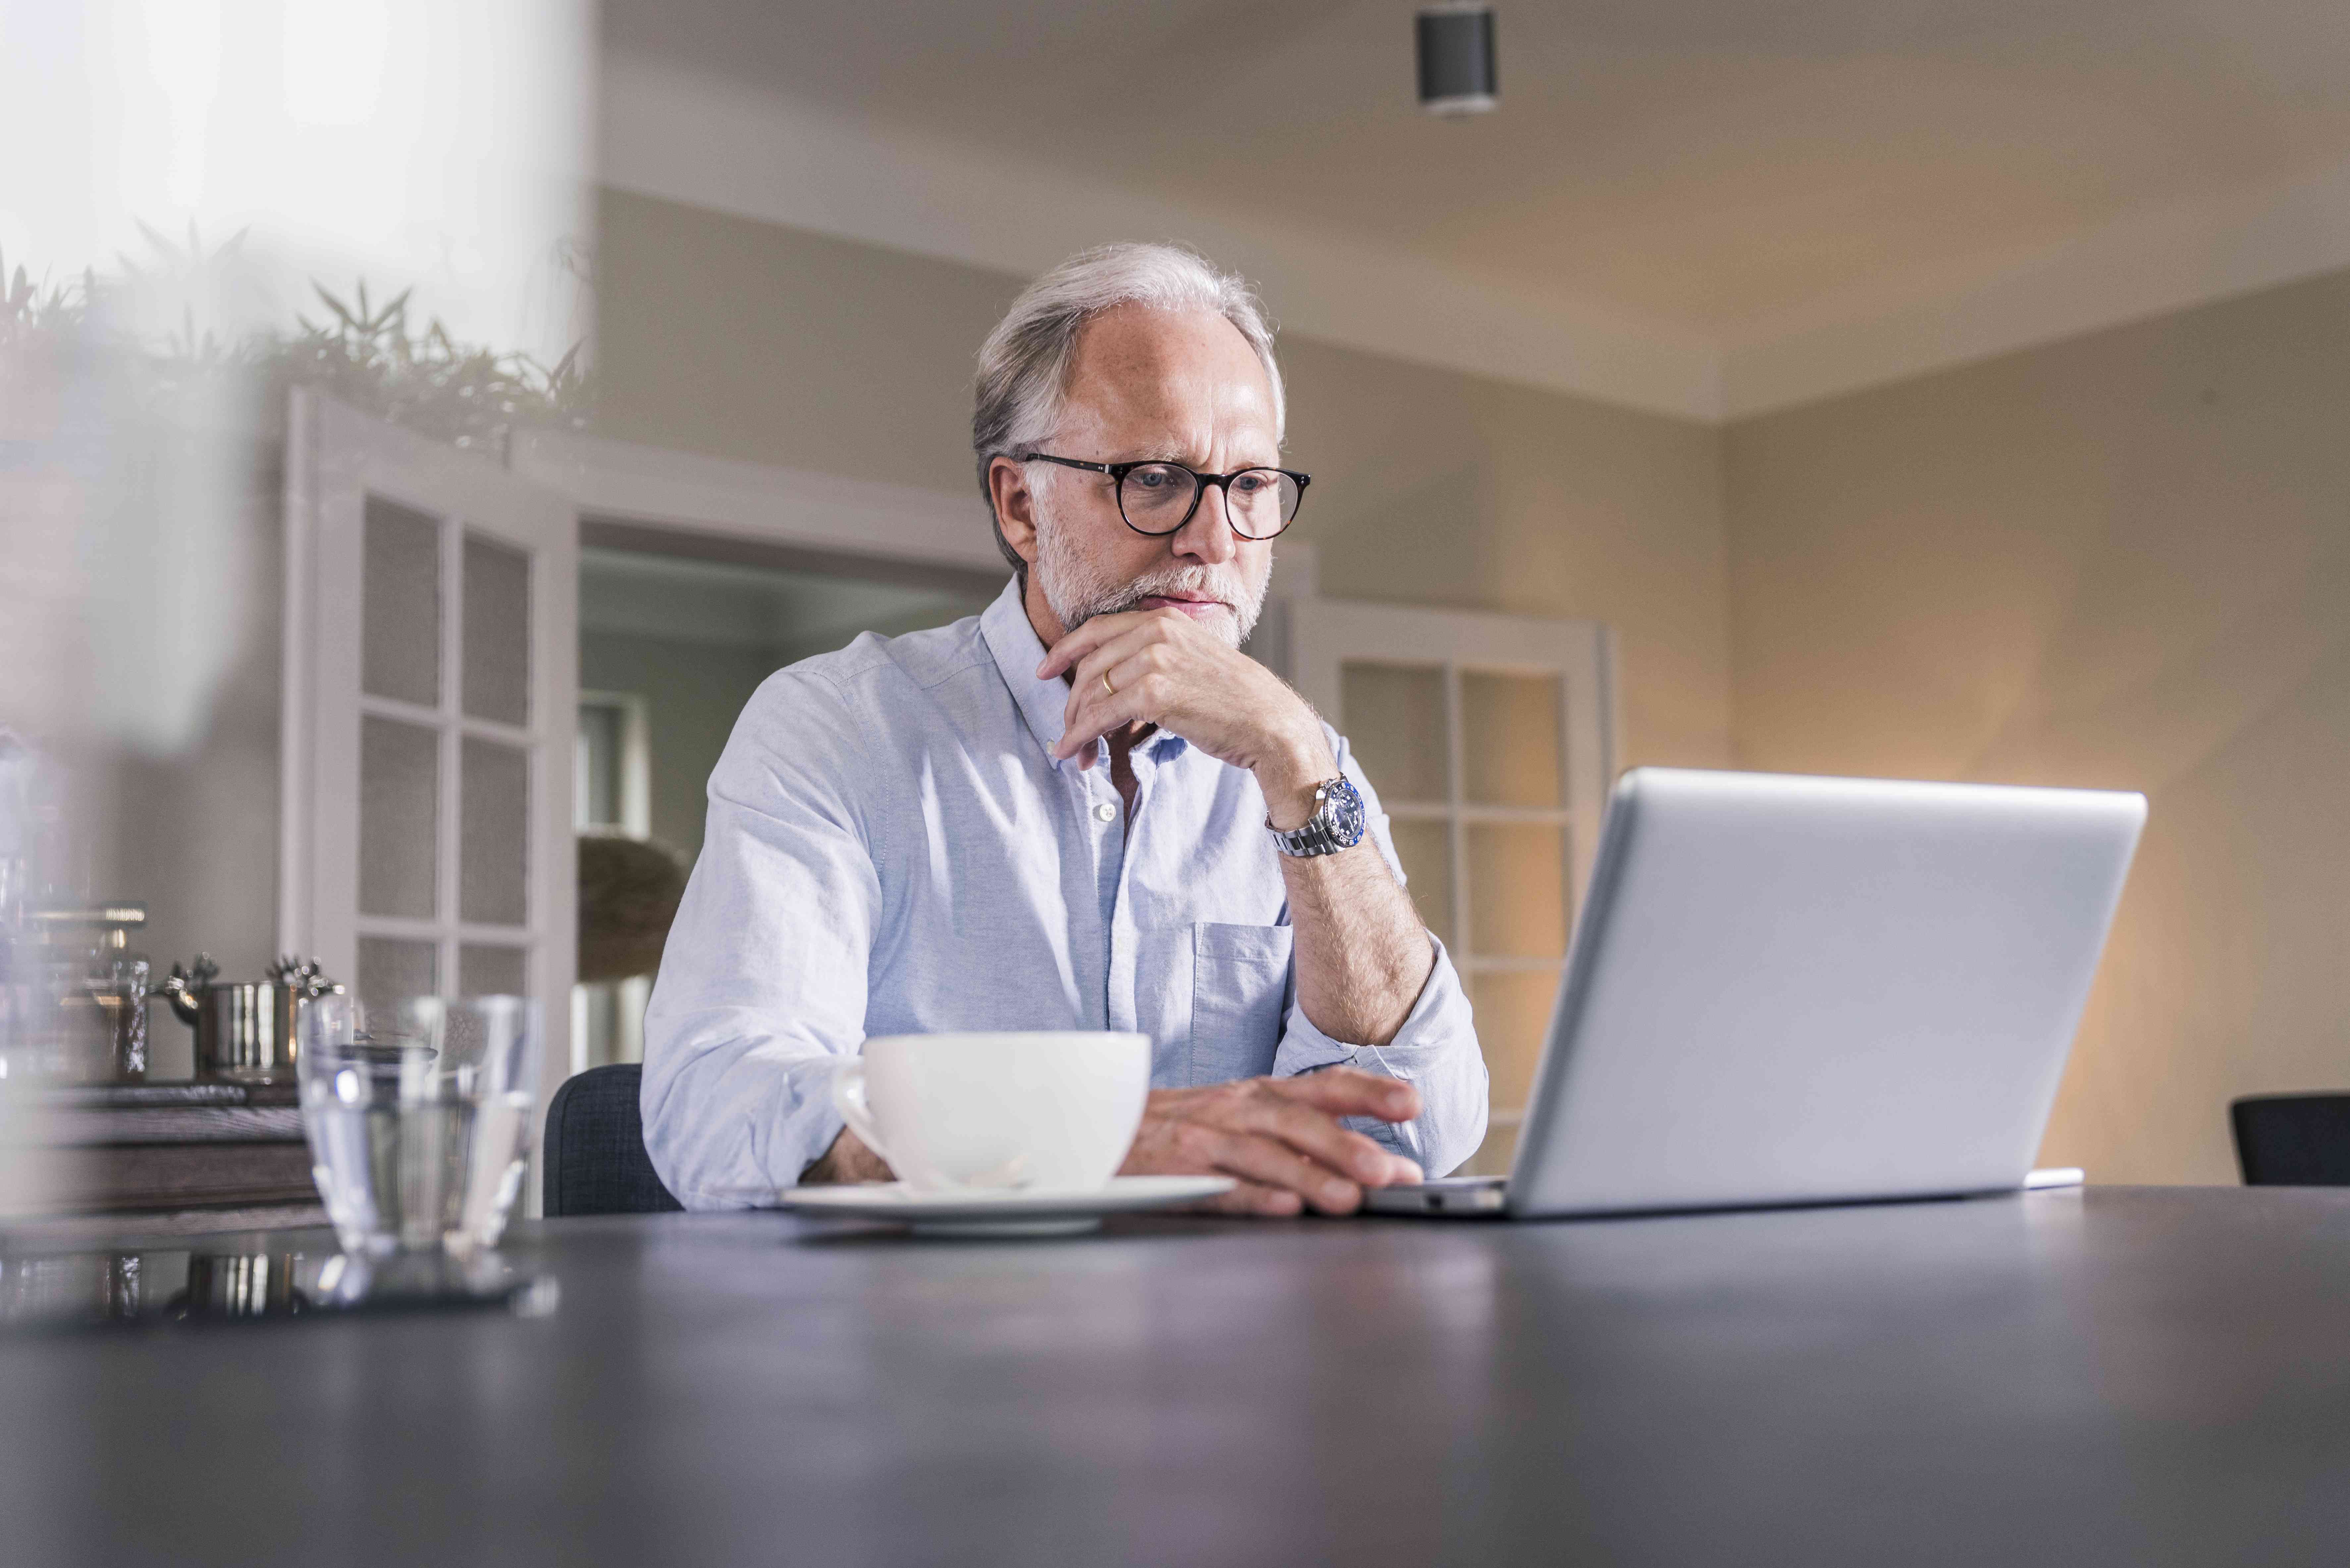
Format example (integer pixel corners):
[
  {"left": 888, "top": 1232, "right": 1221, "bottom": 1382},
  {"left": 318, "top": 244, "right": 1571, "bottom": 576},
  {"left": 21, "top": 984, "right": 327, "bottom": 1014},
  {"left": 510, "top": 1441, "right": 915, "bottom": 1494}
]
[
  {"left": 1285, "top": 598, "right": 1620, "bottom": 902},
  {"left": 507, "top": 429, "right": 1005, "bottom": 572},
  {"left": 280, "top": 389, "right": 579, "bottom": 1057}
]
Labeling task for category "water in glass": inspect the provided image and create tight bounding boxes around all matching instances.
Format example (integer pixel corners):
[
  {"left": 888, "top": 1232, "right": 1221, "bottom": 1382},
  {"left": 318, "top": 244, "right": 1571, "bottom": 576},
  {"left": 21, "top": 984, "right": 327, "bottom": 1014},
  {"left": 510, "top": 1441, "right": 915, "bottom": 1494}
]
[{"left": 298, "top": 993, "right": 539, "bottom": 1257}]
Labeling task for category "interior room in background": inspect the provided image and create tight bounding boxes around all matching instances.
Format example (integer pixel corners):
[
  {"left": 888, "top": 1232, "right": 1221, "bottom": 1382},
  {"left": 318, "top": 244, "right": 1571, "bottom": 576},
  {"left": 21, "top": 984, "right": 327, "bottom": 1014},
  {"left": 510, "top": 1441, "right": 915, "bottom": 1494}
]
[
  {"left": 14, "top": 4, "right": 2350, "bottom": 1561},
  {"left": 570, "top": 537, "right": 1000, "bottom": 1070}
]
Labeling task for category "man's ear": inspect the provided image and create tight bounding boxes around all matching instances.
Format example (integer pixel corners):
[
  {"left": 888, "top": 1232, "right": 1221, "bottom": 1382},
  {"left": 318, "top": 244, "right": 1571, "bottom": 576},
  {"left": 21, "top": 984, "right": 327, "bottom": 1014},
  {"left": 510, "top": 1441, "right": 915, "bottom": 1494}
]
[{"left": 987, "top": 455, "right": 1042, "bottom": 568}]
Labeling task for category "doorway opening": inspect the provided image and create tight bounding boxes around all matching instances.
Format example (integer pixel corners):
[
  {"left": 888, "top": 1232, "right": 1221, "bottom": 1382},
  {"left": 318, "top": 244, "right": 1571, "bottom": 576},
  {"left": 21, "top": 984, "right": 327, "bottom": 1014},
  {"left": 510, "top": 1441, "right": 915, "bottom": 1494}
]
[{"left": 570, "top": 518, "right": 1006, "bottom": 1071}]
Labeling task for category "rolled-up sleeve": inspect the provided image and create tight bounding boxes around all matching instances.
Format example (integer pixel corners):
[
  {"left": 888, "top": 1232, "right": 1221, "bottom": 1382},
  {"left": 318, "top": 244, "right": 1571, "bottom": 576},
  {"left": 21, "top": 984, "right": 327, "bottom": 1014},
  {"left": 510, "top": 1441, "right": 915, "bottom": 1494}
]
[
  {"left": 640, "top": 671, "right": 881, "bottom": 1208},
  {"left": 1268, "top": 732, "right": 1490, "bottom": 1177}
]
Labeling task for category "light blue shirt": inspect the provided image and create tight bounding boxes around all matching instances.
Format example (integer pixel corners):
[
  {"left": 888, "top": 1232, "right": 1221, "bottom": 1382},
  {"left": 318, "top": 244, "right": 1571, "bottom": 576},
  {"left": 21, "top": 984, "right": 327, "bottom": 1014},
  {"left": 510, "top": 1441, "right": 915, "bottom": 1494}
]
[{"left": 640, "top": 578, "right": 1488, "bottom": 1207}]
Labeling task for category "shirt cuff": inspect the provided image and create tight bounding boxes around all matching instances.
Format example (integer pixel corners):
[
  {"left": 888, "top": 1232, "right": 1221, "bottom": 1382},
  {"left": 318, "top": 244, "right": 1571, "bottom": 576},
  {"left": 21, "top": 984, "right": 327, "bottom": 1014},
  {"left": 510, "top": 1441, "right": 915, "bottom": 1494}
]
[
  {"left": 657, "top": 1050, "right": 854, "bottom": 1209},
  {"left": 1269, "top": 937, "right": 1489, "bottom": 1175},
  {"left": 1271, "top": 935, "right": 1471, "bottom": 1068}
]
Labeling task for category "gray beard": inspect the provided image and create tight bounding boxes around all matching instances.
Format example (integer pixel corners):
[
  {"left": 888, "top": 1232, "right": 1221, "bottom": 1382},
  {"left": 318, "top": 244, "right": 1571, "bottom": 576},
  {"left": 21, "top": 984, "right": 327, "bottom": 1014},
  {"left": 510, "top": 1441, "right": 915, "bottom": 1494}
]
[{"left": 1034, "top": 515, "right": 1269, "bottom": 650}]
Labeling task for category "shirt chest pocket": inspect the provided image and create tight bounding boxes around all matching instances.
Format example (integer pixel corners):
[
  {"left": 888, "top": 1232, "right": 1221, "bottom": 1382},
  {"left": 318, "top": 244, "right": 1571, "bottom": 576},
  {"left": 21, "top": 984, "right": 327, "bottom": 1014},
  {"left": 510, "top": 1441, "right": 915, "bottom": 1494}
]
[{"left": 1188, "top": 922, "right": 1294, "bottom": 1086}]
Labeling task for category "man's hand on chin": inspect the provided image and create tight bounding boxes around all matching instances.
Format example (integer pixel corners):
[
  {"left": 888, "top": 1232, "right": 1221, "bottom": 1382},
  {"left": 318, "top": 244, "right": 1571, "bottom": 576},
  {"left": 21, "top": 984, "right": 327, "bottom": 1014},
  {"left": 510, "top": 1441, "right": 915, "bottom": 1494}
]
[
  {"left": 1120, "top": 1067, "right": 1425, "bottom": 1216},
  {"left": 1036, "top": 606, "right": 1332, "bottom": 807}
]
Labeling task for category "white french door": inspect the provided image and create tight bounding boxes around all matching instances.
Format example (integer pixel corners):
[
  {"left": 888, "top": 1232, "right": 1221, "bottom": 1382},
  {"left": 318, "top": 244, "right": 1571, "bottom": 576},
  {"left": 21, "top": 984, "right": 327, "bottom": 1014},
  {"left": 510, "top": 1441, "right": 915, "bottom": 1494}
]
[
  {"left": 280, "top": 389, "right": 578, "bottom": 1094},
  {"left": 1286, "top": 598, "right": 1617, "bottom": 1175}
]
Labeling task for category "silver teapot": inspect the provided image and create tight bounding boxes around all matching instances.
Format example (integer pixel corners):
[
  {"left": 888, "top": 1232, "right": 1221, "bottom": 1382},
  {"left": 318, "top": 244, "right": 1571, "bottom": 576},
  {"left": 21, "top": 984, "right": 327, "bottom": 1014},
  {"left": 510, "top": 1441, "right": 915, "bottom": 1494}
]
[{"left": 157, "top": 955, "right": 341, "bottom": 1084}]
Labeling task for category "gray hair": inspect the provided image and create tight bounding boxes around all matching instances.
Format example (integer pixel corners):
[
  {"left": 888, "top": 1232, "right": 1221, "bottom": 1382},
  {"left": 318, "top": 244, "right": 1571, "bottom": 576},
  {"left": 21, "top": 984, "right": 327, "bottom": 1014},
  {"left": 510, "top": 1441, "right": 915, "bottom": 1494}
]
[{"left": 972, "top": 242, "right": 1285, "bottom": 576}]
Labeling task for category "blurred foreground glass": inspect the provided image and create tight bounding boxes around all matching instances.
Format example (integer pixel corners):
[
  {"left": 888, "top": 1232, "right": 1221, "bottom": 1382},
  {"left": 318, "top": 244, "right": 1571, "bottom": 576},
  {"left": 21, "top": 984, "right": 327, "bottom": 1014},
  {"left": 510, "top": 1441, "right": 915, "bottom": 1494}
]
[{"left": 297, "top": 994, "right": 540, "bottom": 1257}]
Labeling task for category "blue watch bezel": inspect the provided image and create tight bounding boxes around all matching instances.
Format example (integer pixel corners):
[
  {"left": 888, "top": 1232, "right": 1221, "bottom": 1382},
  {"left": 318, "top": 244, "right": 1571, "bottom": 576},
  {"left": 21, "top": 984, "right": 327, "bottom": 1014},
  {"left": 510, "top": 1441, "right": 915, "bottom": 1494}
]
[{"left": 1269, "top": 774, "right": 1367, "bottom": 857}]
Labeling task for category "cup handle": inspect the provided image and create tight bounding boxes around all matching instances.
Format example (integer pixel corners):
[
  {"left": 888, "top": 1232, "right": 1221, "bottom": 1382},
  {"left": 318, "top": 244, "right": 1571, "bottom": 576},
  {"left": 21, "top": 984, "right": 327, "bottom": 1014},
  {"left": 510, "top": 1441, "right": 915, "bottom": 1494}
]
[{"left": 831, "top": 1060, "right": 892, "bottom": 1171}]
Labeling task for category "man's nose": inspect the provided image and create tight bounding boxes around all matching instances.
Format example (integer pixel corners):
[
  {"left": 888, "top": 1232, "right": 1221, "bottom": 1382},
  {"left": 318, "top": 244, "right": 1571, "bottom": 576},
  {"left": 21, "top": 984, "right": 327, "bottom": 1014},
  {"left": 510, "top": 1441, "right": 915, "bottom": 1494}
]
[{"left": 1173, "top": 480, "right": 1239, "bottom": 565}]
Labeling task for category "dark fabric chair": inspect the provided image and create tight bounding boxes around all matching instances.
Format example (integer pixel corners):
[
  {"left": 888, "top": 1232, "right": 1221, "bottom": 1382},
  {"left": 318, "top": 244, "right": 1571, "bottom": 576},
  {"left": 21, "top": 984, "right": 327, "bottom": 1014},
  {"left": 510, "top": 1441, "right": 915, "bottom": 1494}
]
[
  {"left": 543, "top": 1063, "right": 685, "bottom": 1216},
  {"left": 2230, "top": 1094, "right": 2350, "bottom": 1186}
]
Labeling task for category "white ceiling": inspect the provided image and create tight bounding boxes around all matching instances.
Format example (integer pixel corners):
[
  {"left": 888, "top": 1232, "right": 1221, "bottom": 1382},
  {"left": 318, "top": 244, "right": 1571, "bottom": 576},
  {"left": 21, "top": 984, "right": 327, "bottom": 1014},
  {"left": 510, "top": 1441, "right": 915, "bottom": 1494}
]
[{"left": 602, "top": 0, "right": 2350, "bottom": 418}]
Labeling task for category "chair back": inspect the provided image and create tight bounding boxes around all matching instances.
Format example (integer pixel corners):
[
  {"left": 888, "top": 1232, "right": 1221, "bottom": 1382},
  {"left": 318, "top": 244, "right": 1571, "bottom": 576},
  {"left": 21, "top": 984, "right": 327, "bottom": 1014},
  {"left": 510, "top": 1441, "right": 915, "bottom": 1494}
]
[
  {"left": 2231, "top": 1094, "right": 2350, "bottom": 1186},
  {"left": 543, "top": 1063, "right": 685, "bottom": 1216}
]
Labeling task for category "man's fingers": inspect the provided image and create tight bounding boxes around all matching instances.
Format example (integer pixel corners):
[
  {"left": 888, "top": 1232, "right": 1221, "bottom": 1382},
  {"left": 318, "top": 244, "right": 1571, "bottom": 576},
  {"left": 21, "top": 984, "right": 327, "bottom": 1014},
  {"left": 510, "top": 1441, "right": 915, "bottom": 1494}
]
[
  {"left": 1131, "top": 1080, "right": 1424, "bottom": 1215},
  {"left": 1049, "top": 628, "right": 1182, "bottom": 761},
  {"left": 1036, "top": 609, "right": 1162, "bottom": 680},
  {"left": 1264, "top": 1067, "right": 1424, "bottom": 1125},
  {"left": 1094, "top": 647, "right": 1181, "bottom": 714},
  {"left": 1196, "top": 1178, "right": 1304, "bottom": 1218},
  {"left": 1052, "top": 689, "right": 1126, "bottom": 762},
  {"left": 1062, "top": 619, "right": 1165, "bottom": 689},
  {"left": 1200, "top": 1126, "right": 1365, "bottom": 1215},
  {"left": 1034, "top": 614, "right": 1123, "bottom": 680},
  {"left": 1230, "top": 1093, "right": 1410, "bottom": 1188},
  {"left": 1055, "top": 631, "right": 1174, "bottom": 732},
  {"left": 1052, "top": 681, "right": 1163, "bottom": 763}
]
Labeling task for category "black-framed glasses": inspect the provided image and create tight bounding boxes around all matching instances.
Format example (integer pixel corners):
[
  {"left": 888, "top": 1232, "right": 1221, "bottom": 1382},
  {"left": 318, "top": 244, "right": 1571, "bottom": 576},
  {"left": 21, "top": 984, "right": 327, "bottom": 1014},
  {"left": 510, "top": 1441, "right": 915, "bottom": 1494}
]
[{"left": 1021, "top": 453, "right": 1310, "bottom": 540}]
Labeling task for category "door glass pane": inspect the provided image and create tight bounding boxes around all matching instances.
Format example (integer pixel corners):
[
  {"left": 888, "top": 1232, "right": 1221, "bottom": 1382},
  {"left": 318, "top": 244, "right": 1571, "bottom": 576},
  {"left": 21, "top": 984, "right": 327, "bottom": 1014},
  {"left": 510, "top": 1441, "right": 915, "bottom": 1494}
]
[
  {"left": 359, "top": 717, "right": 438, "bottom": 919},
  {"left": 1469, "top": 967, "right": 1561, "bottom": 1113},
  {"left": 576, "top": 702, "right": 621, "bottom": 829},
  {"left": 463, "top": 535, "right": 531, "bottom": 725},
  {"left": 1341, "top": 662, "right": 1448, "bottom": 804},
  {"left": 460, "top": 943, "right": 528, "bottom": 998},
  {"left": 461, "top": 737, "right": 530, "bottom": 925},
  {"left": 363, "top": 497, "right": 441, "bottom": 706},
  {"left": 1462, "top": 671, "right": 1564, "bottom": 808},
  {"left": 1467, "top": 823, "right": 1567, "bottom": 958},
  {"left": 356, "top": 938, "right": 439, "bottom": 1012},
  {"left": 1386, "top": 818, "right": 1454, "bottom": 947}
]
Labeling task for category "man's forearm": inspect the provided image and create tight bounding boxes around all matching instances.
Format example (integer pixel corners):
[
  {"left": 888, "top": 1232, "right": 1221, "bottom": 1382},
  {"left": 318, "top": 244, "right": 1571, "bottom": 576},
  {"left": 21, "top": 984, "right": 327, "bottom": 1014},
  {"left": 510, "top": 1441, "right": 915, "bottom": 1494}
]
[
  {"left": 1279, "top": 842, "right": 1435, "bottom": 1047},
  {"left": 1257, "top": 738, "right": 1434, "bottom": 1048}
]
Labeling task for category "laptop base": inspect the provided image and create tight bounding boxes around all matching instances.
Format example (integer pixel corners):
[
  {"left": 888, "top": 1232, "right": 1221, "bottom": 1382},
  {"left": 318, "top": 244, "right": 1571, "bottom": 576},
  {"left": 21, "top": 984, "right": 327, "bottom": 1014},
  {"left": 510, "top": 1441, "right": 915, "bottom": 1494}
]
[
  {"left": 1361, "top": 1176, "right": 1508, "bottom": 1217},
  {"left": 1361, "top": 1169, "right": 2086, "bottom": 1222}
]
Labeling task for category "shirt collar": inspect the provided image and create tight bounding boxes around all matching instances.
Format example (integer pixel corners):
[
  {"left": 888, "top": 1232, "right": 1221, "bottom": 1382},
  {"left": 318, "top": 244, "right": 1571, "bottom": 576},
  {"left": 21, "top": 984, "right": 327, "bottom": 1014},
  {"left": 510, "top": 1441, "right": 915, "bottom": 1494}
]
[
  {"left": 982, "top": 578, "right": 1077, "bottom": 766},
  {"left": 979, "top": 578, "right": 1190, "bottom": 769}
]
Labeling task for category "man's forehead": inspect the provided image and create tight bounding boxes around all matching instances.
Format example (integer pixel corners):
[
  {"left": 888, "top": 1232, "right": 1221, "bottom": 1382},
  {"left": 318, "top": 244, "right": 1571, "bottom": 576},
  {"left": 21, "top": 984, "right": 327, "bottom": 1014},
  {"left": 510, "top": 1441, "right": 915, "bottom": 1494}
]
[
  {"left": 1061, "top": 304, "right": 1277, "bottom": 435},
  {"left": 1071, "top": 301, "right": 1253, "bottom": 365}
]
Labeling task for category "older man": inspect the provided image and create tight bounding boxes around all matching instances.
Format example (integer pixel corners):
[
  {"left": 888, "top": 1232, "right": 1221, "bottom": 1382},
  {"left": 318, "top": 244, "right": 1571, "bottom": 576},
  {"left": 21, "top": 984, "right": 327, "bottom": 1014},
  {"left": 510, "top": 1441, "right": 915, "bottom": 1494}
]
[{"left": 642, "top": 242, "right": 1487, "bottom": 1215}]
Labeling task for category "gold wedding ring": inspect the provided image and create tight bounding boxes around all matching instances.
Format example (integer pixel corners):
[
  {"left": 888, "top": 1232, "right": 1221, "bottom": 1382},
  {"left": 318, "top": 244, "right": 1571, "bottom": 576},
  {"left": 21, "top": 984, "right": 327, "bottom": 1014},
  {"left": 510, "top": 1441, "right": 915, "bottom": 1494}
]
[{"left": 1101, "top": 672, "right": 1116, "bottom": 698}]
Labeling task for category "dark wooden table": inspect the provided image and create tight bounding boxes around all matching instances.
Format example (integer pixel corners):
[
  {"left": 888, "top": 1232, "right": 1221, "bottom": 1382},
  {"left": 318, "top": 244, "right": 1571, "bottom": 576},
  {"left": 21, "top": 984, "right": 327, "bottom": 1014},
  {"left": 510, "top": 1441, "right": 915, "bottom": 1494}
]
[{"left": 7, "top": 1185, "right": 2350, "bottom": 1566}]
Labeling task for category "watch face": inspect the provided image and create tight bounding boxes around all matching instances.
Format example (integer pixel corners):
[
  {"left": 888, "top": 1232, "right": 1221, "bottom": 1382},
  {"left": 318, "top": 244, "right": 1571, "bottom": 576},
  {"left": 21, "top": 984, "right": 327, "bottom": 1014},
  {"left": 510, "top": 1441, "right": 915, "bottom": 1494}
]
[{"left": 1327, "top": 776, "right": 1367, "bottom": 846}]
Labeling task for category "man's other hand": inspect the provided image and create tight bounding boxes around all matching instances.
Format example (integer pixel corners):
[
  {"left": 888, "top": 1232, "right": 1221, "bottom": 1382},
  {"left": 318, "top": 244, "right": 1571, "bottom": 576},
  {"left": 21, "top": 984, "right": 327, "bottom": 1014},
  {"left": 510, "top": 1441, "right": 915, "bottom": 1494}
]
[
  {"left": 801, "top": 1124, "right": 894, "bottom": 1186},
  {"left": 1120, "top": 1067, "right": 1425, "bottom": 1216}
]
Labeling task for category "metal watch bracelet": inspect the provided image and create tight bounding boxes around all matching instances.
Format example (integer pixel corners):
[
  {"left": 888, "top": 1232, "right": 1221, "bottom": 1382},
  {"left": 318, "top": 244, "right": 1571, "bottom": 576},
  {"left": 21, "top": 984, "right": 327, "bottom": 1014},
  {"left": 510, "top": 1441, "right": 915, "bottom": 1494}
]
[{"left": 1267, "top": 776, "right": 1366, "bottom": 858}]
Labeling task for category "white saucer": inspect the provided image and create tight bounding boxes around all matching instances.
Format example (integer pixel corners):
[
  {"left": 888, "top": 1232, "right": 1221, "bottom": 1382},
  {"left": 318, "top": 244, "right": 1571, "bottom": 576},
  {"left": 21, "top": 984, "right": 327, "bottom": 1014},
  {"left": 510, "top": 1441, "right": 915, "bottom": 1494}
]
[{"left": 776, "top": 1175, "right": 1236, "bottom": 1236}]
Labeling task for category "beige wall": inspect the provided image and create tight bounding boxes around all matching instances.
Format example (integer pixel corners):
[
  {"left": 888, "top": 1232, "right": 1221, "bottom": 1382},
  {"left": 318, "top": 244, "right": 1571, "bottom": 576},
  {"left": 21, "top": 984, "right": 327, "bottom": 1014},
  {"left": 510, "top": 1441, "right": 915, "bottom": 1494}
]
[
  {"left": 597, "top": 189, "right": 1019, "bottom": 499},
  {"left": 595, "top": 188, "right": 1735, "bottom": 770},
  {"left": 1727, "top": 269, "right": 2350, "bottom": 1184},
  {"left": 1277, "top": 339, "right": 1731, "bottom": 769}
]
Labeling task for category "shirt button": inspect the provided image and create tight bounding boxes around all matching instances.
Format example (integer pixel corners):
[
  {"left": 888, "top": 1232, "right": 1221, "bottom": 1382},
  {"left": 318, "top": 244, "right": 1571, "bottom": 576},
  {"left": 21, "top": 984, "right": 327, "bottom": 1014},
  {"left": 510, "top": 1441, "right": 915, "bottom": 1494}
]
[{"left": 1092, "top": 801, "right": 1117, "bottom": 823}]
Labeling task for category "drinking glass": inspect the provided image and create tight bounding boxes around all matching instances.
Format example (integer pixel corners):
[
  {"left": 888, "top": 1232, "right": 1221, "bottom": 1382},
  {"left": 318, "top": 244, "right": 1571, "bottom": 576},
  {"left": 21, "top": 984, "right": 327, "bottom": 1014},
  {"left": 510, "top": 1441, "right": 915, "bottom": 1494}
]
[{"left": 297, "top": 993, "right": 540, "bottom": 1257}]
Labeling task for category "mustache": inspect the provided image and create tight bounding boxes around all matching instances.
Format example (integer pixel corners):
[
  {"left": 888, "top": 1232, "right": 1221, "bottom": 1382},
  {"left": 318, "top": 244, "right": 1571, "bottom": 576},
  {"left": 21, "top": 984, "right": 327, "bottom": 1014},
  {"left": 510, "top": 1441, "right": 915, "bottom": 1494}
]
[{"left": 1102, "top": 564, "right": 1250, "bottom": 613}]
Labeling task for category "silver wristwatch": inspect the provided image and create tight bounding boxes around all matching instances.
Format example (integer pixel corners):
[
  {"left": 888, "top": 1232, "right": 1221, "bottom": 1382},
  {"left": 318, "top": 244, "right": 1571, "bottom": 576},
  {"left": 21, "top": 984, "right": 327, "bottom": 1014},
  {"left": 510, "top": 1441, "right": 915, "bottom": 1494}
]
[{"left": 1267, "top": 775, "right": 1367, "bottom": 858}]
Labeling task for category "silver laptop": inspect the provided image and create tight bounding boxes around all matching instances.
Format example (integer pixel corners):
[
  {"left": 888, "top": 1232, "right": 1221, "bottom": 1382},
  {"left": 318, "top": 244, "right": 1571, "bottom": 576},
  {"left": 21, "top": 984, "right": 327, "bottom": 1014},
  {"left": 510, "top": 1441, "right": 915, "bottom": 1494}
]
[{"left": 1367, "top": 768, "right": 2145, "bottom": 1220}]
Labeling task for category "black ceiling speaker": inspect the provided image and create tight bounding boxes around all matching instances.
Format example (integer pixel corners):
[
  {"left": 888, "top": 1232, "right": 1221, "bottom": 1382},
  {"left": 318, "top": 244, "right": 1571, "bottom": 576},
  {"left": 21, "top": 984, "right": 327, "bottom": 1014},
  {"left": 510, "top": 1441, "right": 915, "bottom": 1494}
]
[{"left": 1416, "top": 5, "right": 1497, "bottom": 117}]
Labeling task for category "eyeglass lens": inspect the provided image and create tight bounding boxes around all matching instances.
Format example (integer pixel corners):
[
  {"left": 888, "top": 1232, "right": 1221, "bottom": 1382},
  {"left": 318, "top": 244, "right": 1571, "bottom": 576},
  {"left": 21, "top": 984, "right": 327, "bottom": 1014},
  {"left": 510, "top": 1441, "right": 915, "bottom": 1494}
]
[{"left": 1119, "top": 464, "right": 1302, "bottom": 538}]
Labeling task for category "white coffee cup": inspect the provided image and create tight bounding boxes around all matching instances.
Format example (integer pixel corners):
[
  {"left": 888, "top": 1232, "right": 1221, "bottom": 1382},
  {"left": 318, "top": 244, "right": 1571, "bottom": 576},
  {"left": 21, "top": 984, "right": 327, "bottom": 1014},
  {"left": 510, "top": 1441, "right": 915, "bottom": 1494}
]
[{"left": 831, "top": 1031, "right": 1150, "bottom": 1193}]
